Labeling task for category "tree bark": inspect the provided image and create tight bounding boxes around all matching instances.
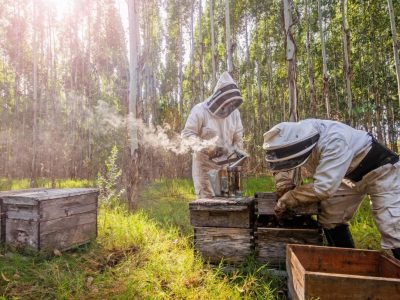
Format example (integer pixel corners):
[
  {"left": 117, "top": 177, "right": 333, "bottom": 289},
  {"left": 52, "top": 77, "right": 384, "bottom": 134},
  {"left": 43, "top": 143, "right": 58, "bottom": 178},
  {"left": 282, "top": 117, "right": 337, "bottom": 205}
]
[
  {"left": 341, "top": 0, "right": 352, "bottom": 124},
  {"left": 31, "top": 0, "right": 38, "bottom": 188},
  {"left": 387, "top": 0, "right": 400, "bottom": 106},
  {"left": 305, "top": 0, "right": 316, "bottom": 117},
  {"left": 225, "top": 0, "right": 233, "bottom": 72},
  {"left": 283, "top": 0, "right": 298, "bottom": 123},
  {"left": 198, "top": 0, "right": 204, "bottom": 101},
  {"left": 210, "top": 0, "right": 217, "bottom": 88},
  {"left": 127, "top": 0, "right": 140, "bottom": 209},
  {"left": 318, "top": 0, "right": 330, "bottom": 118}
]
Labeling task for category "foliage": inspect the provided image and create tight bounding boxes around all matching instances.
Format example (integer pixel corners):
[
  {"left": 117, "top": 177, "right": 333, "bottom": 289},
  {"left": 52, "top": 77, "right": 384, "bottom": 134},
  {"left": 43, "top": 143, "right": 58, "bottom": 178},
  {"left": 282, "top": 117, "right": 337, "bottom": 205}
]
[{"left": 97, "top": 145, "right": 125, "bottom": 208}]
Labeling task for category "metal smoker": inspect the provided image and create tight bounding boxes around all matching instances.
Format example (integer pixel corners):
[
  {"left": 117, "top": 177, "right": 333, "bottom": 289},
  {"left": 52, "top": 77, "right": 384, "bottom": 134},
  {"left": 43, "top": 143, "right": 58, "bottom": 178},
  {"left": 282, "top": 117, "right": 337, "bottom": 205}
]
[{"left": 208, "top": 150, "right": 248, "bottom": 198}]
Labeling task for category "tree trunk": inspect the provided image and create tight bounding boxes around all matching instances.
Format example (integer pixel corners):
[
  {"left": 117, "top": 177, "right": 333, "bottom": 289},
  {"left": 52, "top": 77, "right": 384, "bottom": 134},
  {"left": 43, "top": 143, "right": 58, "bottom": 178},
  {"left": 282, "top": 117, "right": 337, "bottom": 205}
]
[
  {"left": 341, "top": 0, "right": 352, "bottom": 124},
  {"left": 210, "top": 0, "right": 217, "bottom": 88},
  {"left": 387, "top": 0, "right": 400, "bottom": 106},
  {"left": 283, "top": 0, "right": 298, "bottom": 123},
  {"left": 318, "top": 0, "right": 330, "bottom": 118},
  {"left": 127, "top": 0, "right": 140, "bottom": 209},
  {"left": 305, "top": 0, "right": 316, "bottom": 117},
  {"left": 198, "top": 0, "right": 204, "bottom": 101},
  {"left": 31, "top": 0, "right": 38, "bottom": 188},
  {"left": 225, "top": 0, "right": 233, "bottom": 72}
]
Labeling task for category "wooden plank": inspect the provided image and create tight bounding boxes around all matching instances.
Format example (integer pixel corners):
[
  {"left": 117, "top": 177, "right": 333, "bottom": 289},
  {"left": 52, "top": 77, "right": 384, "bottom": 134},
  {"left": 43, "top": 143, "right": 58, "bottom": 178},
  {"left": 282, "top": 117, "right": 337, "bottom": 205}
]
[
  {"left": 287, "top": 244, "right": 400, "bottom": 300},
  {"left": 0, "top": 198, "right": 4, "bottom": 244},
  {"left": 289, "top": 244, "right": 382, "bottom": 276},
  {"left": 40, "top": 222, "right": 96, "bottom": 251},
  {"left": 5, "top": 219, "right": 39, "bottom": 250},
  {"left": 255, "top": 192, "right": 318, "bottom": 215},
  {"left": 305, "top": 272, "right": 400, "bottom": 300},
  {"left": 40, "top": 212, "right": 97, "bottom": 235},
  {"left": 5, "top": 205, "right": 40, "bottom": 221},
  {"left": 194, "top": 227, "right": 253, "bottom": 263},
  {"left": 190, "top": 210, "right": 251, "bottom": 228},
  {"left": 40, "top": 193, "right": 97, "bottom": 220},
  {"left": 189, "top": 197, "right": 253, "bottom": 212},
  {"left": 2, "top": 188, "right": 98, "bottom": 204},
  {"left": 256, "top": 228, "right": 322, "bottom": 267}
]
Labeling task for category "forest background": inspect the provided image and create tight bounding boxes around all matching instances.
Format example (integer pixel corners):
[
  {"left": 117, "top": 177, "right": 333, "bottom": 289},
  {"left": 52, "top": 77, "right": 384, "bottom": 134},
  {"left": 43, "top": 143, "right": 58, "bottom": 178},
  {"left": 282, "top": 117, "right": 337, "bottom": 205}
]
[{"left": 0, "top": 0, "right": 399, "bottom": 205}]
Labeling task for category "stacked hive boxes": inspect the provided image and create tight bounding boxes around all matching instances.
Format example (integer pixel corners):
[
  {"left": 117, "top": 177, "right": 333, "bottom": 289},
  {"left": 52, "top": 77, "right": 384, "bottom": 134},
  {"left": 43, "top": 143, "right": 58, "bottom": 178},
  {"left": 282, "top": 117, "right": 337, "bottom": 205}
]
[
  {"left": 254, "top": 192, "right": 323, "bottom": 268},
  {"left": 189, "top": 198, "right": 254, "bottom": 263}
]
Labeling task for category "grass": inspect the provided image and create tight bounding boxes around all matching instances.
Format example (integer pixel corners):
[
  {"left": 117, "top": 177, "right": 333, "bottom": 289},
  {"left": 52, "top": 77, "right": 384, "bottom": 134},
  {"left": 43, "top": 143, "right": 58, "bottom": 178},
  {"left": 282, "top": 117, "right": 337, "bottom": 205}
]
[
  {"left": 0, "top": 177, "right": 283, "bottom": 299},
  {"left": 0, "top": 176, "right": 383, "bottom": 299}
]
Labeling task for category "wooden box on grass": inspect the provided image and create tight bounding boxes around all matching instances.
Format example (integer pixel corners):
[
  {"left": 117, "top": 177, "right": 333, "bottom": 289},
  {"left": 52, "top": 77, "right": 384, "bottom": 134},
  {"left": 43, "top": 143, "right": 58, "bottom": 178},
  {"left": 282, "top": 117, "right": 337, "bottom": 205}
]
[
  {"left": 0, "top": 188, "right": 98, "bottom": 251},
  {"left": 194, "top": 227, "right": 253, "bottom": 263},
  {"left": 255, "top": 220, "right": 322, "bottom": 268},
  {"left": 287, "top": 244, "right": 400, "bottom": 300},
  {"left": 189, "top": 197, "right": 254, "bottom": 263},
  {"left": 254, "top": 192, "right": 318, "bottom": 216},
  {"left": 189, "top": 198, "right": 254, "bottom": 228}
]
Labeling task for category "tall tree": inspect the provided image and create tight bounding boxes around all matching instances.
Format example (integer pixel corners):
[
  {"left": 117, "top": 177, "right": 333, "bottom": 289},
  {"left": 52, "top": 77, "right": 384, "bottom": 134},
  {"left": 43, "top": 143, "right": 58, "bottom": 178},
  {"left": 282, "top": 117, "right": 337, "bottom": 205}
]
[
  {"left": 225, "top": 0, "right": 233, "bottom": 72},
  {"left": 387, "top": 0, "right": 400, "bottom": 106},
  {"left": 210, "top": 0, "right": 216, "bottom": 88},
  {"left": 318, "top": 0, "right": 330, "bottom": 118},
  {"left": 341, "top": 0, "right": 352, "bottom": 123}
]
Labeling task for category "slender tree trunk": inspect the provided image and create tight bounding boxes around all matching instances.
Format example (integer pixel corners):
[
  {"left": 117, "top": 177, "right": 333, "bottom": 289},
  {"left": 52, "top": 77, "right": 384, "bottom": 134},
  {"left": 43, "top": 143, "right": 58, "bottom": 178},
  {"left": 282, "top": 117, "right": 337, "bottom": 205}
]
[
  {"left": 387, "top": 0, "right": 400, "bottom": 106},
  {"left": 225, "top": 0, "right": 233, "bottom": 72},
  {"left": 305, "top": 0, "right": 316, "bottom": 117},
  {"left": 283, "top": 0, "right": 298, "bottom": 122},
  {"left": 210, "top": 0, "right": 217, "bottom": 88},
  {"left": 31, "top": 0, "right": 38, "bottom": 188},
  {"left": 127, "top": 0, "right": 140, "bottom": 209},
  {"left": 341, "top": 0, "right": 352, "bottom": 124},
  {"left": 190, "top": 0, "right": 195, "bottom": 106},
  {"left": 318, "top": 0, "right": 330, "bottom": 118},
  {"left": 198, "top": 0, "right": 204, "bottom": 100}
]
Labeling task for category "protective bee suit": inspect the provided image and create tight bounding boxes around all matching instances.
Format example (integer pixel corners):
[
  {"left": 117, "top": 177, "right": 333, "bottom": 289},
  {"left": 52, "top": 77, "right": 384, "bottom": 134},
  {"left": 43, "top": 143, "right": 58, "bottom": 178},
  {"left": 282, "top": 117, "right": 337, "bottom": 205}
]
[
  {"left": 263, "top": 119, "right": 400, "bottom": 259},
  {"left": 181, "top": 72, "right": 244, "bottom": 199}
]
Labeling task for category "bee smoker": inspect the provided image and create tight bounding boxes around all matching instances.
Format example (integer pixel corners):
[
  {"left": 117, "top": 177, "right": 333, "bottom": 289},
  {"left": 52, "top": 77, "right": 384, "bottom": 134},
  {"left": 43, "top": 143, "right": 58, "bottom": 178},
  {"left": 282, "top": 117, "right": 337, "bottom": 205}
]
[{"left": 208, "top": 150, "right": 248, "bottom": 199}]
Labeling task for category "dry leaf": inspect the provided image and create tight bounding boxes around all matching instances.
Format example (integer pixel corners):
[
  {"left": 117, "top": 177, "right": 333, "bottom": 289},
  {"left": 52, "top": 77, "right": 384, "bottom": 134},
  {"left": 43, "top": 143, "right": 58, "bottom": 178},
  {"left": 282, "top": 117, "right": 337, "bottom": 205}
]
[
  {"left": 86, "top": 276, "right": 94, "bottom": 288},
  {"left": 53, "top": 249, "right": 62, "bottom": 257},
  {"left": 1, "top": 272, "right": 10, "bottom": 282}
]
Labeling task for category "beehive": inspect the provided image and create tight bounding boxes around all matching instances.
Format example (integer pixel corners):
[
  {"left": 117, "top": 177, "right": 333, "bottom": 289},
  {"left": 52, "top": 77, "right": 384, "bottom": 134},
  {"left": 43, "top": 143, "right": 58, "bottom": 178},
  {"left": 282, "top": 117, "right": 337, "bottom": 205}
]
[
  {"left": 0, "top": 188, "right": 98, "bottom": 251},
  {"left": 287, "top": 244, "right": 400, "bottom": 300},
  {"left": 189, "top": 197, "right": 254, "bottom": 263},
  {"left": 255, "top": 192, "right": 322, "bottom": 268}
]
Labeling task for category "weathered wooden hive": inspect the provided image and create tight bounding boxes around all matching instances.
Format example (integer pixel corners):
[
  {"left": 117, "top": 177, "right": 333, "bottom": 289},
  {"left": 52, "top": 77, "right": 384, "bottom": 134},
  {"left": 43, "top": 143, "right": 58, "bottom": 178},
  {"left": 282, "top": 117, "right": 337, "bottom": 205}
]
[
  {"left": 189, "top": 197, "right": 254, "bottom": 263},
  {"left": 0, "top": 188, "right": 98, "bottom": 251},
  {"left": 287, "top": 244, "right": 400, "bottom": 300},
  {"left": 254, "top": 192, "right": 322, "bottom": 268}
]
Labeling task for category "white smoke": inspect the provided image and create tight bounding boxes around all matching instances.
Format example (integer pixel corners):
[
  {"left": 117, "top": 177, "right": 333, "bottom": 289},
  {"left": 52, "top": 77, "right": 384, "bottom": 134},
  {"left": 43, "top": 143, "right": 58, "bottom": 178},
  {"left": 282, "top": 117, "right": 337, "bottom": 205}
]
[{"left": 91, "top": 100, "right": 219, "bottom": 154}]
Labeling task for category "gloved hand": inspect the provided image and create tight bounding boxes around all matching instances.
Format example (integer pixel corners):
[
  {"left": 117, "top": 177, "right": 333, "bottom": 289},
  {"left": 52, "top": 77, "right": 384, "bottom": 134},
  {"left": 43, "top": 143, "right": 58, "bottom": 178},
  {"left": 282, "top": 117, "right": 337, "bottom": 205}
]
[
  {"left": 204, "top": 146, "right": 228, "bottom": 159},
  {"left": 274, "top": 200, "right": 287, "bottom": 219},
  {"left": 274, "top": 171, "right": 296, "bottom": 198}
]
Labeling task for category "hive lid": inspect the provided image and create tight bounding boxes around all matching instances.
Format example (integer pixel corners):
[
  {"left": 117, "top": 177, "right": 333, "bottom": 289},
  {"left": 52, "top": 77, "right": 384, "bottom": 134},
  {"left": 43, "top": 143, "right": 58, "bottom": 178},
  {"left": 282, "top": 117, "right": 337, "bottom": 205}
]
[
  {"left": 189, "top": 197, "right": 253, "bottom": 211},
  {"left": 0, "top": 188, "right": 99, "bottom": 205}
]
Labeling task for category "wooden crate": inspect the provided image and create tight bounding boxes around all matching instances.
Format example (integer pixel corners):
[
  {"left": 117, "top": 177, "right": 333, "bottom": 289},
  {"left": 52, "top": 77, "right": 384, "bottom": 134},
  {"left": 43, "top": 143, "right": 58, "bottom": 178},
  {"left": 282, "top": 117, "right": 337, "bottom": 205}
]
[
  {"left": 256, "top": 226, "right": 322, "bottom": 268},
  {"left": 189, "top": 198, "right": 254, "bottom": 228},
  {"left": 287, "top": 244, "right": 400, "bottom": 300},
  {"left": 255, "top": 192, "right": 318, "bottom": 216},
  {"left": 0, "top": 188, "right": 98, "bottom": 251},
  {"left": 194, "top": 227, "right": 253, "bottom": 263}
]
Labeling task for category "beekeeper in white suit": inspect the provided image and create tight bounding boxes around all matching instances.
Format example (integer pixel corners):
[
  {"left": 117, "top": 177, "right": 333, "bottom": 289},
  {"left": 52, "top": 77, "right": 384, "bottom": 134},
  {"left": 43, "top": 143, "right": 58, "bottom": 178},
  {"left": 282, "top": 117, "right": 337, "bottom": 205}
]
[
  {"left": 181, "top": 72, "right": 244, "bottom": 199},
  {"left": 263, "top": 119, "right": 400, "bottom": 260}
]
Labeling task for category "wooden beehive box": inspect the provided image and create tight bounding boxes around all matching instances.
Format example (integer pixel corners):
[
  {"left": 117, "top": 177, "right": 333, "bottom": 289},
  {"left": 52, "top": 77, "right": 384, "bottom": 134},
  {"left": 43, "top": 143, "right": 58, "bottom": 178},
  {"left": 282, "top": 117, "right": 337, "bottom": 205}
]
[
  {"left": 0, "top": 188, "right": 98, "bottom": 251},
  {"left": 287, "top": 244, "right": 400, "bottom": 300},
  {"left": 189, "top": 197, "right": 254, "bottom": 263},
  {"left": 255, "top": 192, "right": 318, "bottom": 216},
  {"left": 254, "top": 192, "right": 322, "bottom": 268}
]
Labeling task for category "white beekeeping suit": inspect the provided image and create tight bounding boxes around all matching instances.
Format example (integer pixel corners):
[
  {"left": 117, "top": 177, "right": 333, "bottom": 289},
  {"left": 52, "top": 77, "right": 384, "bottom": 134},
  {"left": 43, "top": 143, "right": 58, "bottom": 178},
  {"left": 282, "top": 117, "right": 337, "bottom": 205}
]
[
  {"left": 181, "top": 72, "right": 244, "bottom": 199},
  {"left": 263, "top": 119, "right": 400, "bottom": 260}
]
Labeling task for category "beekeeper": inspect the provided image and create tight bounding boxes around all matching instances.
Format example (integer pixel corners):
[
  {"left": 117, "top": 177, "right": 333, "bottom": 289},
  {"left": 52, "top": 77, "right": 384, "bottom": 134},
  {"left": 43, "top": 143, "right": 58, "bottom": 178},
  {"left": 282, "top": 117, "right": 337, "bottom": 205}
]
[
  {"left": 263, "top": 119, "right": 400, "bottom": 260},
  {"left": 181, "top": 72, "right": 244, "bottom": 199}
]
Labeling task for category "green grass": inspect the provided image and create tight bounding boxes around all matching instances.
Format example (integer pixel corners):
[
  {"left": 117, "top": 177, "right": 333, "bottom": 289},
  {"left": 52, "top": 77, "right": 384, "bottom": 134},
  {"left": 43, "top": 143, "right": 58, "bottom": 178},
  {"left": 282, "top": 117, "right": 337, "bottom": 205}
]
[
  {"left": 0, "top": 178, "right": 94, "bottom": 191},
  {"left": 0, "top": 176, "right": 383, "bottom": 299}
]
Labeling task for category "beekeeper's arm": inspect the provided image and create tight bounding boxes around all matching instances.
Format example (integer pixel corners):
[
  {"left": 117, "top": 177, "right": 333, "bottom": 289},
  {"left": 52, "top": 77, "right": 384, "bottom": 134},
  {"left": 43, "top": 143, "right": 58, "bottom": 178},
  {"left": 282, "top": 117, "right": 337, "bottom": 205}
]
[
  {"left": 232, "top": 111, "right": 244, "bottom": 150},
  {"left": 181, "top": 105, "right": 226, "bottom": 158},
  {"left": 275, "top": 136, "right": 353, "bottom": 215}
]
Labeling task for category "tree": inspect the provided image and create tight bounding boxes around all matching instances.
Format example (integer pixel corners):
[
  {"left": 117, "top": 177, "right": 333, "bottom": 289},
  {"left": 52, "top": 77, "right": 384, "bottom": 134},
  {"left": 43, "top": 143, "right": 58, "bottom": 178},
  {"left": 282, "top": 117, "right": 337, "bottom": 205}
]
[{"left": 387, "top": 0, "right": 400, "bottom": 106}]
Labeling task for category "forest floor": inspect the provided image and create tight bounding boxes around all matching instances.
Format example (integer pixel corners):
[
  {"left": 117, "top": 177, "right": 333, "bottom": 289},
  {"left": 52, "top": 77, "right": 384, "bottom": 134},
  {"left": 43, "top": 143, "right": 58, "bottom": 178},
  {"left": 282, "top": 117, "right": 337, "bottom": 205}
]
[{"left": 0, "top": 177, "right": 382, "bottom": 299}]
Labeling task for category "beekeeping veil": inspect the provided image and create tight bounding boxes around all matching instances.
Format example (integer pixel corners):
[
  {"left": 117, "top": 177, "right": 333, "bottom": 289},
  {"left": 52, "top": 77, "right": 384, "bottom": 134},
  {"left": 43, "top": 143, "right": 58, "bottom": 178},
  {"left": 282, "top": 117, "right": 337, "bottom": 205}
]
[
  {"left": 206, "top": 72, "right": 243, "bottom": 118},
  {"left": 263, "top": 122, "right": 320, "bottom": 171}
]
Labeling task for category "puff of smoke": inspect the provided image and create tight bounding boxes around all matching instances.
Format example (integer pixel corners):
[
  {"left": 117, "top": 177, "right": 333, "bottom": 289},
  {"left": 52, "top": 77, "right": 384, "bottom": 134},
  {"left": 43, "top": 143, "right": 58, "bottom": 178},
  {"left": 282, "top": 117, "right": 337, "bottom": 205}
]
[{"left": 91, "top": 100, "right": 219, "bottom": 154}]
